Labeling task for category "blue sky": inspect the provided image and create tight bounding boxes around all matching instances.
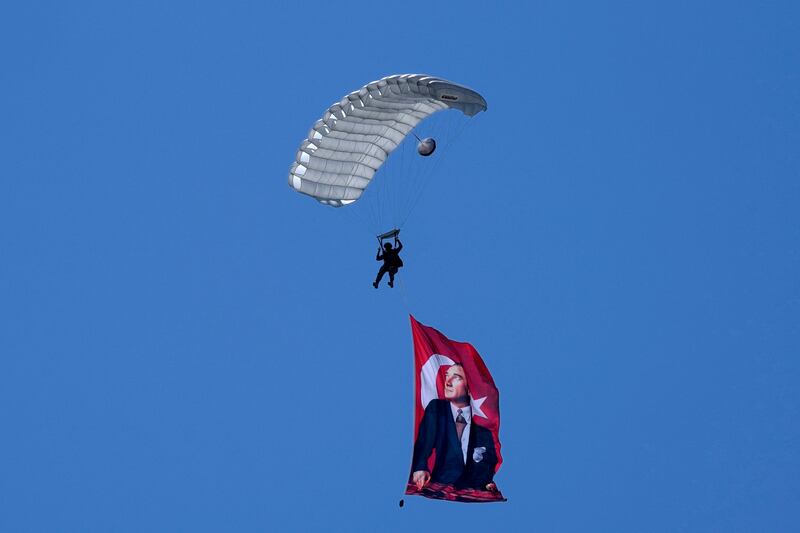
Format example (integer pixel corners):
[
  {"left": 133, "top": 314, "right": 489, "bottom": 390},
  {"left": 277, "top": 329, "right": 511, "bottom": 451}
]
[{"left": 1, "top": 1, "right": 798, "bottom": 531}]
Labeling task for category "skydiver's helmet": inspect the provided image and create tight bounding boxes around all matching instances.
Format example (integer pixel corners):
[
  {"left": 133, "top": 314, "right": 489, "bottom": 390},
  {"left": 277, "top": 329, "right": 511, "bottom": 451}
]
[
  {"left": 384, "top": 242, "right": 393, "bottom": 250},
  {"left": 417, "top": 137, "right": 436, "bottom": 157}
]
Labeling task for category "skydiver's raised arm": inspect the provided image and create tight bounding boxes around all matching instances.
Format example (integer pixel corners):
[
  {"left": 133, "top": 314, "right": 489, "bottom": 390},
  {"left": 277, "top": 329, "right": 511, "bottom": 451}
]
[
  {"left": 395, "top": 239, "right": 403, "bottom": 252},
  {"left": 376, "top": 248, "right": 383, "bottom": 260}
]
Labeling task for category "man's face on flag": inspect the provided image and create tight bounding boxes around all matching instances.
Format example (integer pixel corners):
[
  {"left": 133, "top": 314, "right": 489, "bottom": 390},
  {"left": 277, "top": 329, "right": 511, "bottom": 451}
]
[{"left": 444, "top": 364, "right": 468, "bottom": 403}]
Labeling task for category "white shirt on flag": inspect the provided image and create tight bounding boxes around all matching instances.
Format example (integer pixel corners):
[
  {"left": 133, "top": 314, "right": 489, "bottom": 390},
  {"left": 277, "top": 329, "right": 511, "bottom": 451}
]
[{"left": 450, "top": 403, "right": 472, "bottom": 464}]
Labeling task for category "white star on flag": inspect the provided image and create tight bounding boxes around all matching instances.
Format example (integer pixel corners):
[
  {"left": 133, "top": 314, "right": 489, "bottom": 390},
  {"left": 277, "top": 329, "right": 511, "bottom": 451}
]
[{"left": 470, "top": 395, "right": 488, "bottom": 419}]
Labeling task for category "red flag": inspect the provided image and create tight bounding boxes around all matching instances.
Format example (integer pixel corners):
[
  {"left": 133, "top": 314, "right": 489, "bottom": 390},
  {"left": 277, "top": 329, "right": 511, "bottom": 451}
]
[{"left": 405, "top": 315, "right": 506, "bottom": 503}]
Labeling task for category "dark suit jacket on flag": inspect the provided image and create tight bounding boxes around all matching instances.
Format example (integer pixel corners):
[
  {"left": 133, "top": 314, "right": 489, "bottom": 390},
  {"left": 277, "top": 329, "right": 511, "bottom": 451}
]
[{"left": 405, "top": 315, "right": 506, "bottom": 503}]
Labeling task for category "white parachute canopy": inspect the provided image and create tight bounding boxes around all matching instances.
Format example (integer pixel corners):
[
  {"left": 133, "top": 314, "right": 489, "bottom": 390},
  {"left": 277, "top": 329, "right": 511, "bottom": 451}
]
[{"left": 288, "top": 74, "right": 487, "bottom": 208}]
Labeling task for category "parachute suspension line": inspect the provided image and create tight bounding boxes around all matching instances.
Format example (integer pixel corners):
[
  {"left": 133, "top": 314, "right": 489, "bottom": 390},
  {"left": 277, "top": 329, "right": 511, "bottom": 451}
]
[
  {"left": 394, "top": 130, "right": 410, "bottom": 230},
  {"left": 382, "top": 126, "right": 400, "bottom": 233},
  {"left": 380, "top": 139, "right": 394, "bottom": 232},
  {"left": 371, "top": 126, "right": 392, "bottom": 233},
  {"left": 399, "top": 110, "right": 462, "bottom": 227},
  {"left": 397, "top": 109, "right": 444, "bottom": 227},
  {"left": 338, "top": 204, "right": 376, "bottom": 242},
  {"left": 395, "top": 121, "right": 415, "bottom": 232},
  {"left": 398, "top": 114, "right": 476, "bottom": 229},
  {"left": 381, "top": 122, "right": 401, "bottom": 234},
  {"left": 370, "top": 122, "right": 409, "bottom": 236},
  {"left": 389, "top": 120, "right": 430, "bottom": 232},
  {"left": 366, "top": 129, "right": 389, "bottom": 235}
]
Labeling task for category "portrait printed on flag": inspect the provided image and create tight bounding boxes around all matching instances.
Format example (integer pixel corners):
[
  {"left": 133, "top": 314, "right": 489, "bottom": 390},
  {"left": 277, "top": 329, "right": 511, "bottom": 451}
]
[{"left": 405, "top": 316, "right": 506, "bottom": 503}]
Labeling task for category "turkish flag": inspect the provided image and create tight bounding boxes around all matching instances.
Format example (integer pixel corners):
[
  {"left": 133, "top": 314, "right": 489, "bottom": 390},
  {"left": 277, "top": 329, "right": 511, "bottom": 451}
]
[{"left": 405, "top": 315, "right": 506, "bottom": 503}]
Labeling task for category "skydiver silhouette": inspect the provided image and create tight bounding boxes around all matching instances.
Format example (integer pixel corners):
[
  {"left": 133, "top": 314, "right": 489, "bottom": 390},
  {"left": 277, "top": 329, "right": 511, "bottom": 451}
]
[{"left": 373, "top": 238, "right": 403, "bottom": 288}]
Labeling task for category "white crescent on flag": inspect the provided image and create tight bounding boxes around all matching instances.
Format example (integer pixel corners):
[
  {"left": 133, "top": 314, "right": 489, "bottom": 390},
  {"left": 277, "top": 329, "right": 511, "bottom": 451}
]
[{"left": 420, "top": 354, "right": 455, "bottom": 409}]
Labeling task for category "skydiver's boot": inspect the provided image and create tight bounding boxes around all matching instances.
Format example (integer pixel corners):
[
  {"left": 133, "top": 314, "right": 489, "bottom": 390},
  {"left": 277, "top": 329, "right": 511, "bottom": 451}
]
[{"left": 373, "top": 281, "right": 378, "bottom": 288}]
